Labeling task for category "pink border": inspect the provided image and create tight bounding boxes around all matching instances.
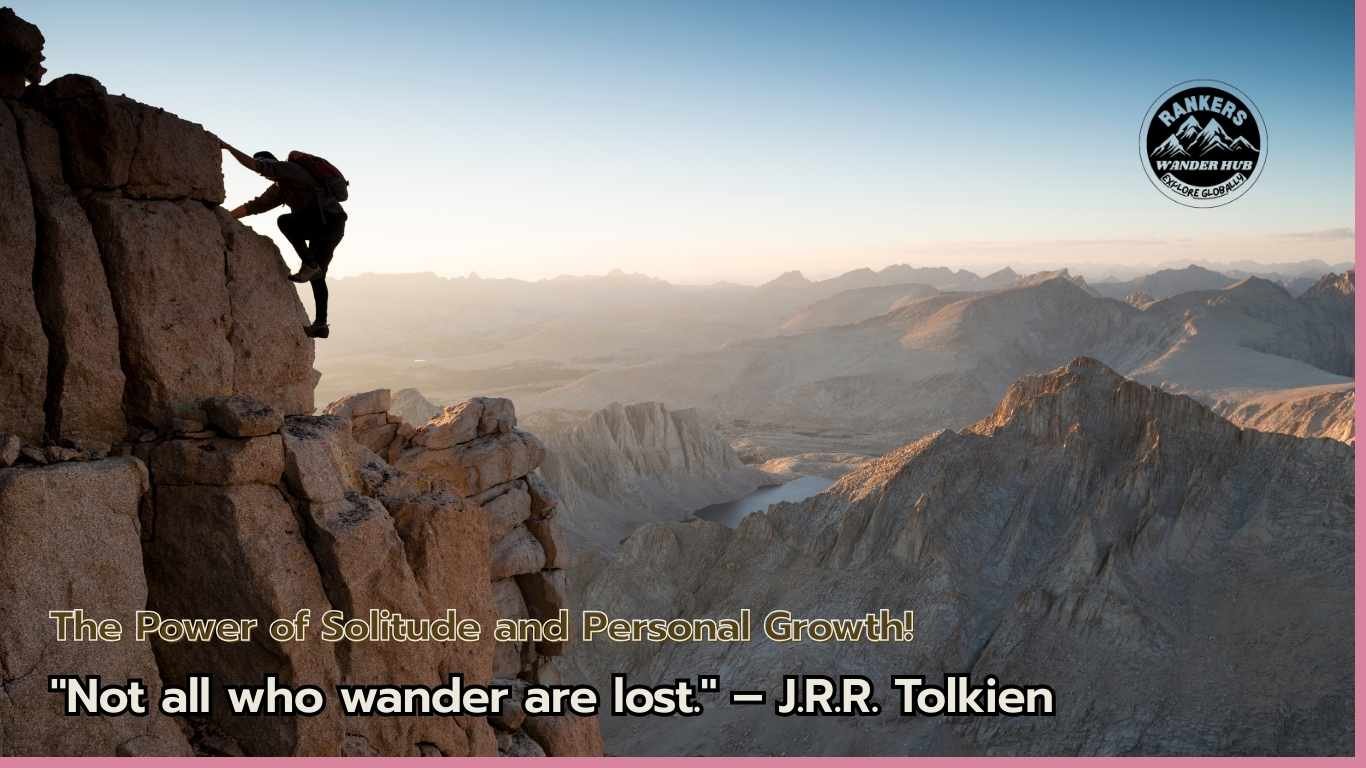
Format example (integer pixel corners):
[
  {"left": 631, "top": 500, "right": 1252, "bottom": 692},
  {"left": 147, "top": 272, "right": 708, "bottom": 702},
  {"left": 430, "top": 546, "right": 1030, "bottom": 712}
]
[
  {"left": 1354, "top": 0, "right": 1364, "bottom": 758},
  {"left": 2, "top": 4, "right": 1363, "bottom": 765}
]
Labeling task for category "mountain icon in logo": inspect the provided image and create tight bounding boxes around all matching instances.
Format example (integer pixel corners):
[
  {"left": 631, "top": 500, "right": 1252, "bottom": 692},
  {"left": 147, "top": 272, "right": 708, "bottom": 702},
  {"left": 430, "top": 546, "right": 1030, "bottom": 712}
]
[
  {"left": 1141, "top": 81, "right": 1266, "bottom": 207},
  {"left": 1150, "top": 133, "right": 1190, "bottom": 159},
  {"left": 1149, "top": 115, "right": 1260, "bottom": 159}
]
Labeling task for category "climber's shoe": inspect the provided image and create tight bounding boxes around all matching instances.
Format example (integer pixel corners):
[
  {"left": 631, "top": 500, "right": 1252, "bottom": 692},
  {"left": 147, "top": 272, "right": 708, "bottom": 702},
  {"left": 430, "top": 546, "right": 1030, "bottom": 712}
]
[
  {"left": 289, "top": 264, "right": 321, "bottom": 283},
  {"left": 304, "top": 322, "right": 330, "bottom": 339}
]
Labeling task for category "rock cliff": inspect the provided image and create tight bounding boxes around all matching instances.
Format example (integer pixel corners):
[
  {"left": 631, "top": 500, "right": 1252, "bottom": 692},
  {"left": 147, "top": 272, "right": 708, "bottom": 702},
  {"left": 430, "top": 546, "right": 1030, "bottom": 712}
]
[
  {"left": 525, "top": 402, "right": 773, "bottom": 552},
  {"left": 0, "top": 10, "right": 599, "bottom": 757},
  {"left": 569, "top": 359, "right": 1353, "bottom": 755}
]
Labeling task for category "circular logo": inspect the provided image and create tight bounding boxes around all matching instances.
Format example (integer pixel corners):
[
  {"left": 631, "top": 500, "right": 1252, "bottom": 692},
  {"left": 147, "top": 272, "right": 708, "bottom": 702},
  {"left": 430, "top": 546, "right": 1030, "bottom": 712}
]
[{"left": 1140, "top": 80, "right": 1266, "bottom": 207}]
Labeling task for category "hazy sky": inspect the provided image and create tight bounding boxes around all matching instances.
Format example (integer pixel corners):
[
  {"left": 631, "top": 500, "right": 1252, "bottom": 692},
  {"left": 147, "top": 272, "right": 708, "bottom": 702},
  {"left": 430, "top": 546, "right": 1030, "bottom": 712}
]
[{"left": 25, "top": 0, "right": 1355, "bottom": 282}]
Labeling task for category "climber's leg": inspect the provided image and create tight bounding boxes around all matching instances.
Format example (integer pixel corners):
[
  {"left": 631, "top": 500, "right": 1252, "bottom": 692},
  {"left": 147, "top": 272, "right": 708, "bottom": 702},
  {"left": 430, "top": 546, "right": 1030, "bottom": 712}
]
[
  {"left": 303, "top": 213, "right": 344, "bottom": 338},
  {"left": 310, "top": 212, "right": 347, "bottom": 276},
  {"left": 276, "top": 212, "right": 311, "bottom": 263},
  {"left": 310, "top": 277, "right": 329, "bottom": 326},
  {"left": 279, "top": 212, "right": 323, "bottom": 283}
]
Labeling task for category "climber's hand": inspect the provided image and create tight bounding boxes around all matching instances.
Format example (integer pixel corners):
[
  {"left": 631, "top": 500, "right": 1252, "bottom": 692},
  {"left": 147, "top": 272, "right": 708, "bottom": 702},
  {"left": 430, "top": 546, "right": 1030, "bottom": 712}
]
[{"left": 229, "top": 205, "right": 249, "bottom": 219}]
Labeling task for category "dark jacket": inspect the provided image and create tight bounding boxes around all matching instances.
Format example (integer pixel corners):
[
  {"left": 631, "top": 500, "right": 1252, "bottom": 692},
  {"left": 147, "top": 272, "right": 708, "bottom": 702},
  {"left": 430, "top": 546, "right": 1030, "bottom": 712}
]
[{"left": 240, "top": 159, "right": 346, "bottom": 218}]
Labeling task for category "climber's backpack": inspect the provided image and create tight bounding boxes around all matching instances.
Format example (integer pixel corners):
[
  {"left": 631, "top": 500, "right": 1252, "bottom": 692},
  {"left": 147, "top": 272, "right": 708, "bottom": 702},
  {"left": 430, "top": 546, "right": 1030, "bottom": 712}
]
[{"left": 287, "top": 150, "right": 350, "bottom": 203}]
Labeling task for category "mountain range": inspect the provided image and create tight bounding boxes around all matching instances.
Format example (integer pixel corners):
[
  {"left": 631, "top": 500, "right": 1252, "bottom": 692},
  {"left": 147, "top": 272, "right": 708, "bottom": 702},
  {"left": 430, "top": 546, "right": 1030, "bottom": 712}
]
[
  {"left": 311, "top": 260, "right": 1334, "bottom": 407},
  {"left": 523, "top": 272, "right": 1353, "bottom": 457}
]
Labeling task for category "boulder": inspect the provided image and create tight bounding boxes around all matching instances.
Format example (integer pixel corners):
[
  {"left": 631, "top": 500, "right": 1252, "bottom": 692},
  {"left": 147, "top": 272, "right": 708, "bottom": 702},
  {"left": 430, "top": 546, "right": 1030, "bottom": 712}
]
[
  {"left": 475, "top": 480, "right": 531, "bottom": 543},
  {"left": 143, "top": 483, "right": 343, "bottom": 756},
  {"left": 149, "top": 435, "right": 284, "bottom": 486},
  {"left": 353, "top": 413, "right": 388, "bottom": 430},
  {"left": 281, "top": 416, "right": 359, "bottom": 503},
  {"left": 0, "top": 101, "right": 47, "bottom": 442},
  {"left": 525, "top": 471, "right": 560, "bottom": 517},
  {"left": 83, "top": 195, "right": 233, "bottom": 429},
  {"left": 523, "top": 713, "right": 605, "bottom": 757},
  {"left": 123, "top": 103, "right": 224, "bottom": 202},
  {"left": 476, "top": 398, "right": 517, "bottom": 435},
  {"left": 410, "top": 401, "right": 479, "bottom": 449},
  {"left": 202, "top": 394, "right": 283, "bottom": 438},
  {"left": 217, "top": 212, "right": 314, "bottom": 415},
  {"left": 411, "top": 397, "right": 516, "bottom": 450},
  {"left": 354, "top": 422, "right": 399, "bottom": 455},
  {"left": 12, "top": 104, "right": 125, "bottom": 446},
  {"left": 42, "top": 75, "right": 223, "bottom": 202},
  {"left": 0, "top": 458, "right": 190, "bottom": 756},
  {"left": 324, "top": 389, "right": 390, "bottom": 420},
  {"left": 490, "top": 525, "right": 546, "bottom": 580},
  {"left": 526, "top": 516, "right": 570, "bottom": 569},
  {"left": 396, "top": 429, "right": 545, "bottom": 498}
]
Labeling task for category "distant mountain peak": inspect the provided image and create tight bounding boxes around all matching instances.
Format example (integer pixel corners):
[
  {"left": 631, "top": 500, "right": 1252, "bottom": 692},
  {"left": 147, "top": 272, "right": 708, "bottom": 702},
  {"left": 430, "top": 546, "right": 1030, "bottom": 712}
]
[
  {"left": 762, "top": 270, "right": 811, "bottom": 289},
  {"left": 1221, "top": 275, "right": 1293, "bottom": 303},
  {"left": 1302, "top": 270, "right": 1355, "bottom": 300}
]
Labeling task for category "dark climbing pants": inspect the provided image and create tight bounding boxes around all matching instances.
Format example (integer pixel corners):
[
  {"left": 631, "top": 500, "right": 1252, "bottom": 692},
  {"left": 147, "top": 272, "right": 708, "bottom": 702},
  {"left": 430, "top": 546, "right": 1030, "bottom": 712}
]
[{"left": 278, "top": 210, "right": 346, "bottom": 324}]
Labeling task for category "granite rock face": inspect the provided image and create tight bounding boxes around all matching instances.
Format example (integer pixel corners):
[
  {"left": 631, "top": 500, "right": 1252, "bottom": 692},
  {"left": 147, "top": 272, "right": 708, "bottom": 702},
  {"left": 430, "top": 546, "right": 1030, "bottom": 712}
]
[
  {"left": 0, "top": 10, "right": 599, "bottom": 757},
  {"left": 0, "top": 53, "right": 309, "bottom": 441},
  {"left": 13, "top": 103, "right": 125, "bottom": 446},
  {"left": 0, "top": 98, "right": 46, "bottom": 442},
  {"left": 0, "top": 458, "right": 189, "bottom": 756}
]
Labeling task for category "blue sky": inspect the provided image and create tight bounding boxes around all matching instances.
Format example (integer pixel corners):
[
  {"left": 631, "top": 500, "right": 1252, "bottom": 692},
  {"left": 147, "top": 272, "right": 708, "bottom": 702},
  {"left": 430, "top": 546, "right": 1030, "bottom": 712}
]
[{"left": 22, "top": 0, "right": 1355, "bottom": 281}]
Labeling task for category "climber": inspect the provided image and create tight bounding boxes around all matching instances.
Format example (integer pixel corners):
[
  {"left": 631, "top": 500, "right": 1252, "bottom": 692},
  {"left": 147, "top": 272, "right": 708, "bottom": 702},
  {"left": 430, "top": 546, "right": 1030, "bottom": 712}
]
[{"left": 221, "top": 140, "right": 348, "bottom": 339}]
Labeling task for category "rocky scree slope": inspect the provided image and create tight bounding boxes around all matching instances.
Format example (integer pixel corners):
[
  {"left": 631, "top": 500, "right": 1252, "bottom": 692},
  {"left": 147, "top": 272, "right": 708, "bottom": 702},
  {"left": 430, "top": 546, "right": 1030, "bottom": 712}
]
[
  {"left": 569, "top": 358, "right": 1352, "bottom": 756},
  {"left": 0, "top": 10, "right": 599, "bottom": 757},
  {"left": 1214, "top": 383, "right": 1355, "bottom": 444}
]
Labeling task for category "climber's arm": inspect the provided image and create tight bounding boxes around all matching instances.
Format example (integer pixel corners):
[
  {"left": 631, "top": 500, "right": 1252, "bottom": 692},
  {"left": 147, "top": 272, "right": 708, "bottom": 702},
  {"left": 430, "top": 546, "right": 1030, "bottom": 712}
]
[
  {"left": 231, "top": 185, "right": 282, "bottom": 219},
  {"left": 221, "top": 141, "right": 263, "bottom": 174}
]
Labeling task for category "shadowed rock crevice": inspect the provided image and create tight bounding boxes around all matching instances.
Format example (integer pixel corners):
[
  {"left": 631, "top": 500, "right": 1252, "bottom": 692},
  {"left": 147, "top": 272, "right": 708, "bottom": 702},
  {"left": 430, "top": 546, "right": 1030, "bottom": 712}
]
[
  {"left": 16, "top": 98, "right": 62, "bottom": 443},
  {"left": 0, "top": 97, "right": 46, "bottom": 444}
]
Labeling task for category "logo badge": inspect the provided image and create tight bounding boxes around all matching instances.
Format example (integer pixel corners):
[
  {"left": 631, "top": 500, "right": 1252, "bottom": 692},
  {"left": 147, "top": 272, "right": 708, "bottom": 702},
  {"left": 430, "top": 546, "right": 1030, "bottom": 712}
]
[{"left": 1140, "top": 80, "right": 1266, "bottom": 207}]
